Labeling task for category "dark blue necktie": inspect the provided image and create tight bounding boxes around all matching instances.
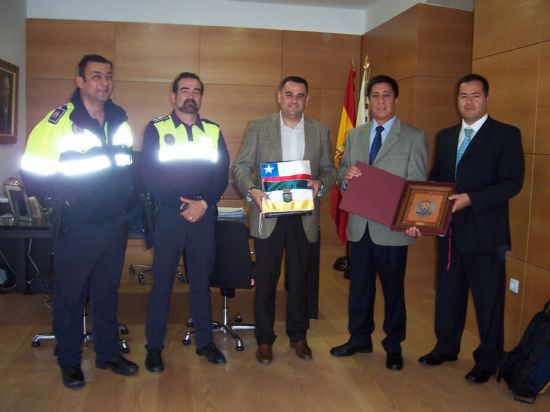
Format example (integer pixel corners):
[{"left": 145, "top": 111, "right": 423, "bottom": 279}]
[{"left": 369, "top": 125, "right": 384, "bottom": 165}]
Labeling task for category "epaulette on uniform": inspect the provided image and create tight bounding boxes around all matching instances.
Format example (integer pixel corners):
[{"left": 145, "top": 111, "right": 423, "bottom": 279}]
[
  {"left": 202, "top": 118, "right": 220, "bottom": 128},
  {"left": 153, "top": 115, "right": 170, "bottom": 123},
  {"left": 48, "top": 105, "right": 69, "bottom": 125}
]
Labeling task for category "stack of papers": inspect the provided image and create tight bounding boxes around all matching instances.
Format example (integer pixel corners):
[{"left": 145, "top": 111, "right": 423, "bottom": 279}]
[{"left": 218, "top": 207, "right": 246, "bottom": 219}]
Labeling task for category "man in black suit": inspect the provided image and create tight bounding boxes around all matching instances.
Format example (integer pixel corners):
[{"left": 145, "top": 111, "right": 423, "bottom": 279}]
[{"left": 411, "top": 74, "right": 524, "bottom": 383}]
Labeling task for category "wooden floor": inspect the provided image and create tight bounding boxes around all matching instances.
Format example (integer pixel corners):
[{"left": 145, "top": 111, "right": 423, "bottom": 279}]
[{"left": 0, "top": 243, "right": 548, "bottom": 412}]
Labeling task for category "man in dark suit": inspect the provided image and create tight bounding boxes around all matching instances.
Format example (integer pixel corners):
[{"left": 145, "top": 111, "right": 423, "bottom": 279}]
[
  {"left": 233, "top": 76, "right": 336, "bottom": 365},
  {"left": 415, "top": 73, "right": 524, "bottom": 383},
  {"left": 330, "top": 75, "right": 428, "bottom": 371}
]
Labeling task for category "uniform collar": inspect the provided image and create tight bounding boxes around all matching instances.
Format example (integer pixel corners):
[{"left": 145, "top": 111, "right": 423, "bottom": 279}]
[{"left": 170, "top": 110, "right": 204, "bottom": 132}]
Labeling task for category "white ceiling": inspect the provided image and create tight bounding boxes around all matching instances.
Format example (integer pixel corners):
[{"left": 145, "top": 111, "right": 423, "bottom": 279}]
[
  {"left": 227, "top": 0, "right": 377, "bottom": 10},
  {"left": 228, "top": 0, "right": 472, "bottom": 12}
]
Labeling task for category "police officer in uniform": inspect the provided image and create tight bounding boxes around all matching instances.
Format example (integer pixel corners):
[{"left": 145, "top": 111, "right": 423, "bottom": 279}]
[
  {"left": 141, "top": 72, "right": 230, "bottom": 372},
  {"left": 21, "top": 54, "right": 139, "bottom": 388}
]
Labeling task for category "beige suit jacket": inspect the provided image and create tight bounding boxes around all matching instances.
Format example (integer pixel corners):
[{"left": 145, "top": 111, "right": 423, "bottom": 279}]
[
  {"left": 338, "top": 118, "right": 428, "bottom": 246},
  {"left": 232, "top": 113, "right": 336, "bottom": 243}
]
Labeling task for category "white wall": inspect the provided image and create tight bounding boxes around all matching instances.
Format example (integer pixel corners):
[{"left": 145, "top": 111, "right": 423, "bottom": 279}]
[
  {"left": 26, "top": 0, "right": 367, "bottom": 35},
  {"left": 0, "top": 0, "right": 26, "bottom": 184}
]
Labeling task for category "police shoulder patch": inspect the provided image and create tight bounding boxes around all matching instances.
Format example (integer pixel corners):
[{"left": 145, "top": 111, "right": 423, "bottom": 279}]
[
  {"left": 152, "top": 115, "right": 170, "bottom": 123},
  {"left": 48, "top": 105, "right": 68, "bottom": 124}
]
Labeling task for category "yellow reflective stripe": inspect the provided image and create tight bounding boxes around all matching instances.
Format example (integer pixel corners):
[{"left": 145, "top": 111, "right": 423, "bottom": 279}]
[
  {"left": 112, "top": 123, "right": 133, "bottom": 147},
  {"left": 58, "top": 155, "right": 111, "bottom": 176},
  {"left": 58, "top": 129, "right": 103, "bottom": 153},
  {"left": 20, "top": 155, "right": 58, "bottom": 176}
]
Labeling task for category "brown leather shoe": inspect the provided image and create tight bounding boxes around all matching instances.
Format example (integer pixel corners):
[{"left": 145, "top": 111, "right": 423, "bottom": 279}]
[
  {"left": 256, "top": 344, "right": 273, "bottom": 365},
  {"left": 290, "top": 339, "right": 313, "bottom": 360}
]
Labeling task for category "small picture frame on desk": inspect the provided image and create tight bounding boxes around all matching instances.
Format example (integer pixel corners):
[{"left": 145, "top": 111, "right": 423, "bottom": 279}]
[{"left": 5, "top": 184, "right": 33, "bottom": 223}]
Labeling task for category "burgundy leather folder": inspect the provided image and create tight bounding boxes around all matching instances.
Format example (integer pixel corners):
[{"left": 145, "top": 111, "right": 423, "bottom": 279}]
[{"left": 339, "top": 162, "right": 455, "bottom": 236}]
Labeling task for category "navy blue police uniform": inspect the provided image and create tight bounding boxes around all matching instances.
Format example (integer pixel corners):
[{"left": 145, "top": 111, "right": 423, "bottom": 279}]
[
  {"left": 21, "top": 88, "right": 134, "bottom": 368},
  {"left": 141, "top": 111, "right": 229, "bottom": 351}
]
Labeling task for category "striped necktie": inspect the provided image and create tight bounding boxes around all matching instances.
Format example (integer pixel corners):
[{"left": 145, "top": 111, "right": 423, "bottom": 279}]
[{"left": 456, "top": 127, "right": 474, "bottom": 169}]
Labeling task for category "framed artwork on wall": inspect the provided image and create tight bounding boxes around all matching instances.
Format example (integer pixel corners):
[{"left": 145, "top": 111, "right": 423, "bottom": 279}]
[{"left": 0, "top": 58, "right": 19, "bottom": 144}]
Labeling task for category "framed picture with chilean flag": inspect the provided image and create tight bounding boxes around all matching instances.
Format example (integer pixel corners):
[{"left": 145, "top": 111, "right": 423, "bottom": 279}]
[{"left": 260, "top": 160, "right": 314, "bottom": 218}]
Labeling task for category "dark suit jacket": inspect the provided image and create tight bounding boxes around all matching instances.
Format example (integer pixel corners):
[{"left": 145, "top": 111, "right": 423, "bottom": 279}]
[{"left": 430, "top": 116, "right": 524, "bottom": 254}]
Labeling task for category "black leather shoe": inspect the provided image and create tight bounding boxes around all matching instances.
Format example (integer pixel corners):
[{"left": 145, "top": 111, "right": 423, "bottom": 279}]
[
  {"left": 330, "top": 342, "right": 373, "bottom": 357},
  {"left": 465, "top": 366, "right": 494, "bottom": 383},
  {"left": 196, "top": 342, "right": 226, "bottom": 365},
  {"left": 418, "top": 350, "right": 458, "bottom": 365},
  {"left": 386, "top": 352, "right": 403, "bottom": 371},
  {"left": 145, "top": 349, "right": 164, "bottom": 373},
  {"left": 60, "top": 365, "right": 85, "bottom": 389},
  {"left": 95, "top": 354, "right": 139, "bottom": 376}
]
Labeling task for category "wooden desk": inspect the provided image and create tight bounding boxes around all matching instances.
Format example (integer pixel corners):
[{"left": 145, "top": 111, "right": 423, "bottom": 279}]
[{"left": 0, "top": 222, "right": 52, "bottom": 293}]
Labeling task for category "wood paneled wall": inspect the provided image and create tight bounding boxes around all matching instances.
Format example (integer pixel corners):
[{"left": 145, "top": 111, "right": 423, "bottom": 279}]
[
  {"left": 26, "top": 19, "right": 361, "bottom": 246},
  {"left": 472, "top": 0, "right": 550, "bottom": 347}
]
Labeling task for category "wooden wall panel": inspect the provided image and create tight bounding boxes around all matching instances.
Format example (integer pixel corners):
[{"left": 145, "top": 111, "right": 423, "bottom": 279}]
[
  {"left": 523, "top": 263, "right": 550, "bottom": 332},
  {"left": 282, "top": 31, "right": 361, "bottom": 90},
  {"left": 319, "top": 88, "right": 344, "bottom": 149},
  {"left": 112, "top": 81, "right": 173, "bottom": 150},
  {"left": 395, "top": 77, "right": 414, "bottom": 125},
  {"left": 473, "top": 0, "right": 542, "bottom": 59},
  {"left": 542, "top": 1, "right": 550, "bottom": 41},
  {"left": 535, "top": 41, "right": 550, "bottom": 154},
  {"left": 200, "top": 27, "right": 282, "bottom": 86},
  {"left": 114, "top": 23, "right": 200, "bottom": 82},
  {"left": 417, "top": 5, "right": 473, "bottom": 78},
  {"left": 303, "top": 88, "right": 322, "bottom": 123},
  {"left": 504, "top": 257, "right": 526, "bottom": 349},
  {"left": 379, "top": 7, "right": 418, "bottom": 81},
  {"left": 27, "top": 19, "right": 115, "bottom": 79},
  {"left": 508, "top": 154, "right": 533, "bottom": 261},
  {"left": 413, "top": 76, "right": 461, "bottom": 152},
  {"left": 26, "top": 78, "right": 74, "bottom": 134},
  {"left": 199, "top": 84, "right": 279, "bottom": 142},
  {"left": 526, "top": 154, "right": 550, "bottom": 269},
  {"left": 361, "top": 31, "right": 386, "bottom": 77},
  {"left": 472, "top": 45, "right": 539, "bottom": 155}
]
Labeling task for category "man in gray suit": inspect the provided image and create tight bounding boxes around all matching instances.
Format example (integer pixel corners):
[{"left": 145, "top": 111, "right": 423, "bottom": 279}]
[
  {"left": 233, "top": 76, "right": 336, "bottom": 365},
  {"left": 330, "top": 75, "right": 428, "bottom": 371}
]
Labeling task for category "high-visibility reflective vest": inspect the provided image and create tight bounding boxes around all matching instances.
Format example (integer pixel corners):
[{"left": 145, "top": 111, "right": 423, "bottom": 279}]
[
  {"left": 153, "top": 115, "right": 220, "bottom": 164},
  {"left": 21, "top": 102, "right": 133, "bottom": 177}
]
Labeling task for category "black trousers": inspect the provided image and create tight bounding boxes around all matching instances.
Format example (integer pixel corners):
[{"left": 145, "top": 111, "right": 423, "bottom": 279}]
[
  {"left": 146, "top": 206, "right": 215, "bottom": 350},
  {"left": 434, "top": 236, "right": 505, "bottom": 371},
  {"left": 53, "top": 220, "right": 127, "bottom": 368},
  {"left": 348, "top": 229, "right": 408, "bottom": 354},
  {"left": 253, "top": 216, "right": 312, "bottom": 345}
]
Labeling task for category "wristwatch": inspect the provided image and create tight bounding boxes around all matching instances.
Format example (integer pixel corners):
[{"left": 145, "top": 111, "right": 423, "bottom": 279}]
[{"left": 246, "top": 186, "right": 257, "bottom": 202}]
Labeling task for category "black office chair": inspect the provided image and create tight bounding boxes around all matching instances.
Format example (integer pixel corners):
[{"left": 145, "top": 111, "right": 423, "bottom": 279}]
[{"left": 183, "top": 218, "right": 255, "bottom": 351}]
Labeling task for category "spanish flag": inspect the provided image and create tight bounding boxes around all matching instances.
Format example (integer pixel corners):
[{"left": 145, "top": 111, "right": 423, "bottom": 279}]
[
  {"left": 261, "top": 160, "right": 314, "bottom": 217},
  {"left": 331, "top": 68, "right": 356, "bottom": 243}
]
